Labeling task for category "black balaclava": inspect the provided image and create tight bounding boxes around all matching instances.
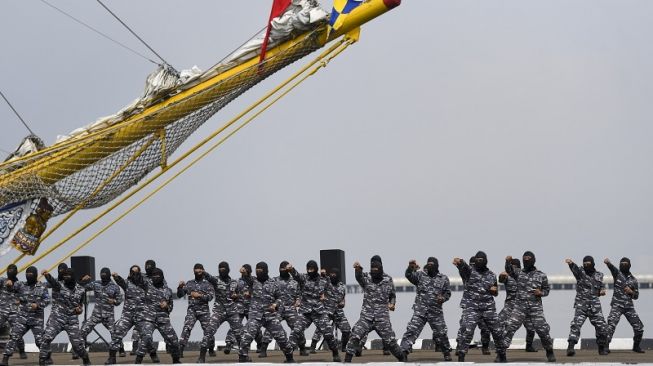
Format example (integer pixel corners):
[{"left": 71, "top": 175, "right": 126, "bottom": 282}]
[
  {"left": 371, "top": 255, "right": 383, "bottom": 266},
  {"left": 26, "top": 266, "right": 38, "bottom": 286},
  {"left": 370, "top": 260, "right": 384, "bottom": 283},
  {"left": 128, "top": 265, "right": 143, "bottom": 284},
  {"left": 219, "top": 261, "right": 230, "bottom": 281},
  {"left": 474, "top": 251, "right": 488, "bottom": 272},
  {"left": 307, "top": 260, "right": 319, "bottom": 279},
  {"left": 425, "top": 257, "right": 439, "bottom": 277},
  {"left": 194, "top": 263, "right": 205, "bottom": 281},
  {"left": 619, "top": 257, "right": 631, "bottom": 275},
  {"left": 256, "top": 262, "right": 269, "bottom": 283},
  {"left": 511, "top": 258, "right": 522, "bottom": 269},
  {"left": 583, "top": 255, "right": 596, "bottom": 275},
  {"left": 145, "top": 259, "right": 156, "bottom": 277},
  {"left": 469, "top": 256, "right": 476, "bottom": 266},
  {"left": 57, "top": 263, "right": 68, "bottom": 281},
  {"left": 100, "top": 267, "right": 111, "bottom": 285},
  {"left": 62, "top": 268, "right": 76, "bottom": 289},
  {"left": 329, "top": 267, "right": 340, "bottom": 285},
  {"left": 151, "top": 268, "right": 164, "bottom": 288},
  {"left": 279, "top": 261, "right": 290, "bottom": 279},
  {"left": 242, "top": 264, "right": 253, "bottom": 285},
  {"left": 523, "top": 251, "right": 536, "bottom": 272},
  {"left": 6, "top": 264, "right": 18, "bottom": 282}
]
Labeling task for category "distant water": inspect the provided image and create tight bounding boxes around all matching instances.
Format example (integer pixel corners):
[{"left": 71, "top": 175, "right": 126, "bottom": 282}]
[{"left": 23, "top": 289, "right": 651, "bottom": 343}]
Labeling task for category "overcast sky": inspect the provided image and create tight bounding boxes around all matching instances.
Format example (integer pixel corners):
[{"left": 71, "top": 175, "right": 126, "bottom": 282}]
[{"left": 1, "top": 1, "right": 652, "bottom": 284}]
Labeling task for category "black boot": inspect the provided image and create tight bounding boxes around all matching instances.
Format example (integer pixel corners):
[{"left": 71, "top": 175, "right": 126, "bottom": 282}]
[
  {"left": 494, "top": 351, "right": 507, "bottom": 363},
  {"left": 299, "top": 344, "right": 309, "bottom": 356},
  {"left": 383, "top": 343, "right": 391, "bottom": 356},
  {"left": 134, "top": 354, "right": 144, "bottom": 364},
  {"left": 341, "top": 332, "right": 350, "bottom": 353},
  {"left": 258, "top": 343, "right": 268, "bottom": 358},
  {"left": 179, "top": 345, "right": 184, "bottom": 358},
  {"left": 525, "top": 330, "right": 537, "bottom": 352},
  {"left": 118, "top": 344, "right": 126, "bottom": 357},
  {"left": 130, "top": 341, "right": 138, "bottom": 356},
  {"left": 72, "top": 350, "right": 80, "bottom": 360},
  {"left": 208, "top": 346, "right": 216, "bottom": 357},
  {"left": 224, "top": 343, "right": 232, "bottom": 355},
  {"left": 284, "top": 352, "right": 295, "bottom": 363},
  {"left": 39, "top": 357, "right": 47, "bottom": 366},
  {"left": 482, "top": 343, "right": 491, "bottom": 355},
  {"left": 82, "top": 355, "right": 92, "bottom": 366},
  {"left": 0, "top": 355, "right": 9, "bottom": 366},
  {"left": 634, "top": 333, "right": 645, "bottom": 353},
  {"left": 344, "top": 353, "right": 353, "bottom": 363},
  {"left": 390, "top": 344, "right": 406, "bottom": 361},
  {"left": 309, "top": 339, "right": 318, "bottom": 354},
  {"left": 197, "top": 347, "right": 207, "bottom": 364},
  {"left": 458, "top": 352, "right": 465, "bottom": 362},
  {"left": 150, "top": 350, "right": 160, "bottom": 363},
  {"left": 18, "top": 345, "right": 27, "bottom": 360},
  {"left": 104, "top": 350, "right": 117, "bottom": 365},
  {"left": 45, "top": 352, "right": 52, "bottom": 365},
  {"left": 332, "top": 349, "right": 341, "bottom": 362},
  {"left": 566, "top": 340, "right": 576, "bottom": 356},
  {"left": 238, "top": 354, "right": 252, "bottom": 363},
  {"left": 443, "top": 351, "right": 452, "bottom": 361},
  {"left": 546, "top": 347, "right": 556, "bottom": 362}
]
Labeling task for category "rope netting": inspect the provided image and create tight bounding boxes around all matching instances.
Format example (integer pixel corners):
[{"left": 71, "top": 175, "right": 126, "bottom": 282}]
[{"left": 0, "top": 29, "right": 324, "bottom": 217}]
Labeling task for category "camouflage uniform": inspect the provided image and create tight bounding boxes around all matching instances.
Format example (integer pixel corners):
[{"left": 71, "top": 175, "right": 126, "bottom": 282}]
[
  {"left": 344, "top": 260, "right": 404, "bottom": 362},
  {"left": 79, "top": 270, "right": 123, "bottom": 341},
  {"left": 0, "top": 268, "right": 26, "bottom": 358},
  {"left": 400, "top": 258, "right": 452, "bottom": 360},
  {"left": 566, "top": 256, "right": 609, "bottom": 355},
  {"left": 288, "top": 262, "right": 339, "bottom": 355},
  {"left": 105, "top": 267, "right": 146, "bottom": 364},
  {"left": 135, "top": 268, "right": 180, "bottom": 363},
  {"left": 177, "top": 266, "right": 214, "bottom": 351},
  {"left": 239, "top": 262, "right": 294, "bottom": 363},
  {"left": 1, "top": 267, "right": 49, "bottom": 362},
  {"left": 262, "top": 262, "right": 304, "bottom": 350},
  {"left": 200, "top": 265, "right": 243, "bottom": 354},
  {"left": 502, "top": 253, "right": 555, "bottom": 361},
  {"left": 498, "top": 260, "right": 537, "bottom": 351},
  {"left": 454, "top": 257, "right": 491, "bottom": 355},
  {"left": 605, "top": 258, "right": 644, "bottom": 352},
  {"left": 310, "top": 272, "right": 351, "bottom": 352},
  {"left": 454, "top": 252, "right": 506, "bottom": 362},
  {"left": 40, "top": 270, "right": 90, "bottom": 364},
  {"left": 225, "top": 267, "right": 256, "bottom": 350}
]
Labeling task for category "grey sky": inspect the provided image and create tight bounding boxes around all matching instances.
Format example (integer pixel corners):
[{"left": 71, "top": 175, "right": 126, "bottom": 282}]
[{"left": 1, "top": 0, "right": 652, "bottom": 285}]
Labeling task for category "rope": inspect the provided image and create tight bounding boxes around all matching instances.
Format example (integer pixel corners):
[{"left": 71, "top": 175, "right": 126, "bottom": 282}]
[
  {"left": 96, "top": 0, "right": 175, "bottom": 71},
  {"left": 1, "top": 90, "right": 36, "bottom": 135},
  {"left": 15, "top": 37, "right": 352, "bottom": 274},
  {"left": 39, "top": 0, "right": 159, "bottom": 66},
  {"left": 42, "top": 39, "right": 354, "bottom": 275}
]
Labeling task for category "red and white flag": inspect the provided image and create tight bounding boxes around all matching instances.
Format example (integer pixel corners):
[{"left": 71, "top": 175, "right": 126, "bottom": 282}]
[{"left": 260, "top": 0, "right": 292, "bottom": 63}]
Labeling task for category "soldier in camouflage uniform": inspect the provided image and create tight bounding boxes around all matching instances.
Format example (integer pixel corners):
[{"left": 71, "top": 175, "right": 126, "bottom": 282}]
[
  {"left": 197, "top": 262, "right": 243, "bottom": 363},
  {"left": 105, "top": 265, "right": 152, "bottom": 365},
  {"left": 40, "top": 268, "right": 91, "bottom": 365},
  {"left": 309, "top": 267, "right": 351, "bottom": 354},
  {"left": 0, "top": 265, "right": 27, "bottom": 360},
  {"left": 286, "top": 260, "right": 342, "bottom": 361},
  {"left": 344, "top": 258, "right": 405, "bottom": 363},
  {"left": 503, "top": 252, "right": 556, "bottom": 362},
  {"left": 238, "top": 262, "right": 295, "bottom": 363},
  {"left": 498, "top": 258, "right": 538, "bottom": 353},
  {"left": 0, "top": 266, "right": 49, "bottom": 366},
  {"left": 78, "top": 268, "right": 124, "bottom": 355},
  {"left": 400, "top": 257, "right": 452, "bottom": 361},
  {"left": 225, "top": 264, "right": 257, "bottom": 354},
  {"left": 565, "top": 256, "right": 609, "bottom": 356},
  {"left": 261, "top": 261, "right": 303, "bottom": 358},
  {"left": 176, "top": 263, "right": 214, "bottom": 359},
  {"left": 453, "top": 252, "right": 507, "bottom": 362},
  {"left": 454, "top": 256, "right": 491, "bottom": 356},
  {"left": 135, "top": 268, "right": 181, "bottom": 364},
  {"left": 604, "top": 257, "right": 645, "bottom": 353}
]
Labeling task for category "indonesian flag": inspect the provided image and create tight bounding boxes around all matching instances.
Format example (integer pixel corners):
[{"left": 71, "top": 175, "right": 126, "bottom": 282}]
[{"left": 260, "top": 0, "right": 292, "bottom": 63}]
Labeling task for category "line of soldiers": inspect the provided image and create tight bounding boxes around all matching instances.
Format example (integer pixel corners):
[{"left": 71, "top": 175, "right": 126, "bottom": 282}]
[{"left": 0, "top": 252, "right": 645, "bottom": 365}]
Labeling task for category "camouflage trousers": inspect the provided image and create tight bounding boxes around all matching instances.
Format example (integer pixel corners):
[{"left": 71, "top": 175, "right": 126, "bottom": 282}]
[
  {"left": 179, "top": 307, "right": 212, "bottom": 348},
  {"left": 263, "top": 306, "right": 306, "bottom": 345},
  {"left": 80, "top": 311, "right": 115, "bottom": 340},
  {"left": 109, "top": 310, "right": 142, "bottom": 351},
  {"left": 39, "top": 315, "right": 88, "bottom": 359},
  {"left": 400, "top": 307, "right": 451, "bottom": 354},
  {"left": 2, "top": 313, "right": 42, "bottom": 356},
  {"left": 458, "top": 307, "right": 505, "bottom": 354},
  {"left": 290, "top": 311, "right": 338, "bottom": 351},
  {"left": 226, "top": 313, "right": 251, "bottom": 348},
  {"left": 239, "top": 315, "right": 292, "bottom": 357},
  {"left": 503, "top": 302, "right": 553, "bottom": 349},
  {"left": 0, "top": 311, "right": 26, "bottom": 354},
  {"left": 568, "top": 305, "right": 609, "bottom": 346},
  {"left": 136, "top": 316, "right": 180, "bottom": 357},
  {"left": 455, "top": 314, "right": 490, "bottom": 349},
  {"left": 311, "top": 308, "right": 351, "bottom": 343},
  {"left": 202, "top": 306, "right": 241, "bottom": 349},
  {"left": 607, "top": 306, "right": 644, "bottom": 342},
  {"left": 346, "top": 315, "right": 401, "bottom": 356}
]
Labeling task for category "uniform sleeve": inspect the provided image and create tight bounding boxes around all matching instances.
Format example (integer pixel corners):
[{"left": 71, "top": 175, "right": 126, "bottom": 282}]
[
  {"left": 405, "top": 266, "right": 419, "bottom": 285},
  {"left": 166, "top": 288, "right": 174, "bottom": 313},
  {"left": 202, "top": 282, "right": 214, "bottom": 302},
  {"left": 337, "top": 283, "right": 346, "bottom": 307},
  {"left": 44, "top": 273, "right": 61, "bottom": 291},
  {"left": 606, "top": 262, "right": 619, "bottom": 279},
  {"left": 388, "top": 277, "right": 396, "bottom": 305},
  {"left": 505, "top": 260, "right": 520, "bottom": 280},
  {"left": 631, "top": 278, "right": 640, "bottom": 300},
  {"left": 568, "top": 262, "right": 582, "bottom": 280},
  {"left": 539, "top": 272, "right": 550, "bottom": 297},
  {"left": 290, "top": 268, "right": 305, "bottom": 287},
  {"left": 355, "top": 268, "right": 367, "bottom": 288},
  {"left": 599, "top": 273, "right": 606, "bottom": 292},
  {"left": 39, "top": 285, "right": 50, "bottom": 308},
  {"left": 113, "top": 285, "right": 124, "bottom": 306},
  {"left": 114, "top": 275, "right": 128, "bottom": 291},
  {"left": 457, "top": 261, "right": 471, "bottom": 282},
  {"left": 177, "top": 284, "right": 186, "bottom": 298},
  {"left": 442, "top": 276, "right": 451, "bottom": 302}
]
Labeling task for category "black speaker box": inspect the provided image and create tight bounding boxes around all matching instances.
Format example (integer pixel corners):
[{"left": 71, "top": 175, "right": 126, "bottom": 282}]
[
  {"left": 320, "top": 249, "right": 346, "bottom": 284},
  {"left": 71, "top": 256, "right": 95, "bottom": 283}
]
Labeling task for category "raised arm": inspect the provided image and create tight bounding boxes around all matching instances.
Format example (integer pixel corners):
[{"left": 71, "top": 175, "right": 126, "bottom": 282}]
[
  {"left": 604, "top": 258, "right": 619, "bottom": 279},
  {"left": 565, "top": 259, "right": 582, "bottom": 280},
  {"left": 405, "top": 260, "right": 420, "bottom": 286},
  {"left": 454, "top": 258, "right": 471, "bottom": 282},
  {"left": 42, "top": 272, "right": 61, "bottom": 291},
  {"left": 112, "top": 273, "right": 127, "bottom": 292}
]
